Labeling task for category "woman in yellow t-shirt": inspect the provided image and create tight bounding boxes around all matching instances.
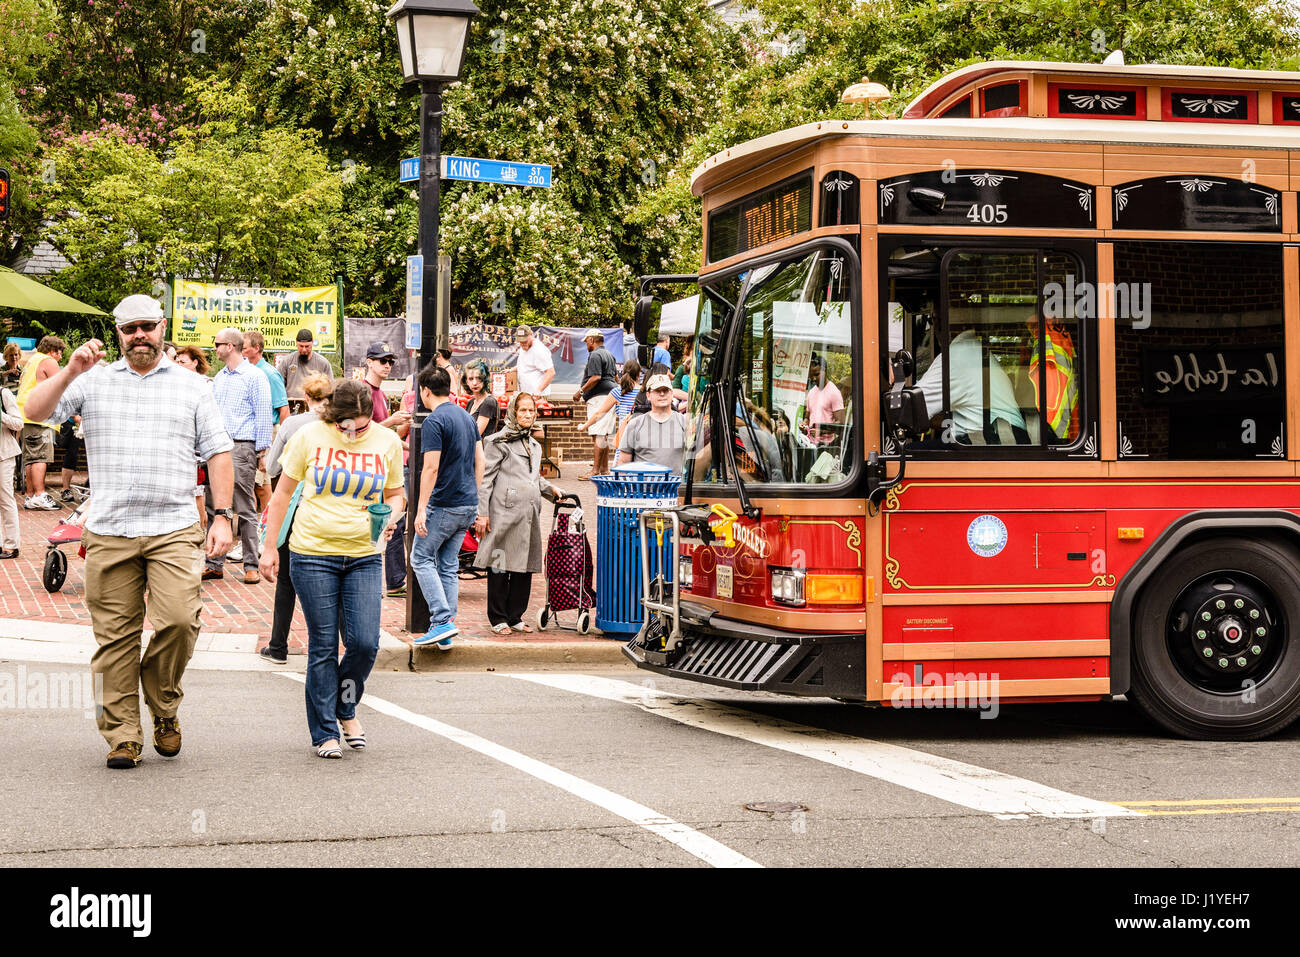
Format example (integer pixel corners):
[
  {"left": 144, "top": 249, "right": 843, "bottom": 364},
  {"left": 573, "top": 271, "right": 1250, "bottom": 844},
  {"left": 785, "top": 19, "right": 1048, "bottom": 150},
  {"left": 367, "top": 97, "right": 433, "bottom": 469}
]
[{"left": 260, "top": 380, "right": 405, "bottom": 759}]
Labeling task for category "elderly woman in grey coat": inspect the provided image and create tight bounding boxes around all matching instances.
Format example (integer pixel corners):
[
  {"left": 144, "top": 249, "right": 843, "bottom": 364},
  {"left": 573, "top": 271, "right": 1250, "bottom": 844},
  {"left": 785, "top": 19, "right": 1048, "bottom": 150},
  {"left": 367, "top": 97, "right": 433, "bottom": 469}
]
[{"left": 474, "top": 391, "right": 560, "bottom": 633}]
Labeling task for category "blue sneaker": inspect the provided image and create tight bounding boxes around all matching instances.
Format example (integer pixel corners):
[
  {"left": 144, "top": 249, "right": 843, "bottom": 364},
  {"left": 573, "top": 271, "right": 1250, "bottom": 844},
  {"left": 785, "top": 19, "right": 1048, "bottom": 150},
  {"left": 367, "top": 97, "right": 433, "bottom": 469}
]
[{"left": 413, "top": 622, "right": 458, "bottom": 648}]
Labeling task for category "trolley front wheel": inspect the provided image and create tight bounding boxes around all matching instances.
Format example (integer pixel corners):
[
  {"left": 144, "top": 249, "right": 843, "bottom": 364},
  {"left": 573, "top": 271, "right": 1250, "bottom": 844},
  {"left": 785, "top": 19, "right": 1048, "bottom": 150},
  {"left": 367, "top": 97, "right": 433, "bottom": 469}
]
[
  {"left": 42, "top": 548, "right": 68, "bottom": 593},
  {"left": 577, "top": 610, "right": 591, "bottom": 635},
  {"left": 537, "top": 607, "right": 550, "bottom": 631}
]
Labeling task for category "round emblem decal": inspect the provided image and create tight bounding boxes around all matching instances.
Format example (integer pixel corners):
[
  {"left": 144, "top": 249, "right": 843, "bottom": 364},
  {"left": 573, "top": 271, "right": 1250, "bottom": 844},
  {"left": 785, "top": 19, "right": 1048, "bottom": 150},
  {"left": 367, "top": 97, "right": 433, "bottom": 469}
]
[{"left": 967, "top": 514, "right": 1008, "bottom": 558}]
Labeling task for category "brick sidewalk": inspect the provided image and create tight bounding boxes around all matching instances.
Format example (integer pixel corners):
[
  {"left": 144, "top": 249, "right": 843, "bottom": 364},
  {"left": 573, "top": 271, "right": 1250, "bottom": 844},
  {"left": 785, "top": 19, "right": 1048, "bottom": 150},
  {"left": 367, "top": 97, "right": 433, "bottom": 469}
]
[{"left": 0, "top": 470, "right": 609, "bottom": 653}]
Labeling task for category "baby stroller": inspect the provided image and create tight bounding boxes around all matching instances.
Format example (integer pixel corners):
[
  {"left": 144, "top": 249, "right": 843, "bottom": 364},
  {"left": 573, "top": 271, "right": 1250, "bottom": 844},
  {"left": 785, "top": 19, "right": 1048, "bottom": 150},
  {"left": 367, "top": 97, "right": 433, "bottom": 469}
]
[
  {"left": 42, "top": 490, "right": 91, "bottom": 592},
  {"left": 536, "top": 495, "right": 596, "bottom": 634}
]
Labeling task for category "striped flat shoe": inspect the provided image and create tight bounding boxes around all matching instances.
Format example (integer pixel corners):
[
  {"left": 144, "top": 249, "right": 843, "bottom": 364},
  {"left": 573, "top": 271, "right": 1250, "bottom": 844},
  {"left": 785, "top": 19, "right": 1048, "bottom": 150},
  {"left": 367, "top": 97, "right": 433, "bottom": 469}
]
[
  {"left": 316, "top": 740, "right": 343, "bottom": 759},
  {"left": 342, "top": 731, "right": 366, "bottom": 750}
]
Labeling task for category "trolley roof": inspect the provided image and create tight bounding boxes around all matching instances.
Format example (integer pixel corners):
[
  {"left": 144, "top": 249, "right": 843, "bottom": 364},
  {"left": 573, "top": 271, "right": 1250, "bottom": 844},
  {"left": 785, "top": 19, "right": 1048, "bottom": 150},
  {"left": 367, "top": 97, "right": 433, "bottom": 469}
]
[{"left": 691, "top": 60, "right": 1300, "bottom": 196}]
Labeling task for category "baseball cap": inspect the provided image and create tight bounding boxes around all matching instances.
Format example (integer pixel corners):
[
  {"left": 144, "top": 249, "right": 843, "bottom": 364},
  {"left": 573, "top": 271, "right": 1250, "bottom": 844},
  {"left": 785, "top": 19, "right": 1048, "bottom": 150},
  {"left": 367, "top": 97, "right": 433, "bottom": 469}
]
[
  {"left": 647, "top": 374, "right": 673, "bottom": 391},
  {"left": 112, "top": 294, "right": 164, "bottom": 326},
  {"left": 366, "top": 341, "right": 397, "bottom": 361},
  {"left": 514, "top": 325, "right": 532, "bottom": 339},
  {"left": 296, "top": 329, "right": 314, "bottom": 342},
  {"left": 584, "top": 330, "right": 603, "bottom": 342}
]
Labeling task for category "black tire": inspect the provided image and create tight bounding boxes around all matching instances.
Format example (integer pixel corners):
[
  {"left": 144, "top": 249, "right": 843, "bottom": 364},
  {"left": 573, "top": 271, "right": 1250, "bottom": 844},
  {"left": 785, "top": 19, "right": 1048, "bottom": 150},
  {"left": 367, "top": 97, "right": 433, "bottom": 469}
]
[
  {"left": 537, "top": 608, "right": 549, "bottom": 631},
  {"left": 577, "top": 611, "right": 591, "bottom": 635},
  {"left": 1130, "top": 536, "right": 1300, "bottom": 740},
  {"left": 42, "top": 548, "right": 67, "bottom": 593}
]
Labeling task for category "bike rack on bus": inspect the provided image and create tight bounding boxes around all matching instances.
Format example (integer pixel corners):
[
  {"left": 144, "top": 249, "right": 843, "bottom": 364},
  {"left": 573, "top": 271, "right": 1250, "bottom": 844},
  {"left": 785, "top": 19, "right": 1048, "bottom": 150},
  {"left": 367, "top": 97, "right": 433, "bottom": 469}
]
[{"left": 636, "top": 504, "right": 720, "bottom": 655}]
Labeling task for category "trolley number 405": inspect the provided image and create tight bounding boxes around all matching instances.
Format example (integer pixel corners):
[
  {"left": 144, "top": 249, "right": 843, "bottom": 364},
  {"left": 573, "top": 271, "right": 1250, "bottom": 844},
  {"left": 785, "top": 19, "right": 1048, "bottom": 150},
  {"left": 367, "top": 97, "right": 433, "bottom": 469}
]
[{"left": 966, "top": 203, "right": 1009, "bottom": 224}]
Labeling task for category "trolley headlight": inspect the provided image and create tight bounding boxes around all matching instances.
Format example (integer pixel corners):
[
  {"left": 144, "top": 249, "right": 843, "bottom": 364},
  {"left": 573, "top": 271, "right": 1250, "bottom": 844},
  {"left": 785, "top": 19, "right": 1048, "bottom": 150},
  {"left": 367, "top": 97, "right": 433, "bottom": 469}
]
[
  {"left": 678, "top": 554, "right": 693, "bottom": 590},
  {"left": 770, "top": 566, "right": 805, "bottom": 607}
]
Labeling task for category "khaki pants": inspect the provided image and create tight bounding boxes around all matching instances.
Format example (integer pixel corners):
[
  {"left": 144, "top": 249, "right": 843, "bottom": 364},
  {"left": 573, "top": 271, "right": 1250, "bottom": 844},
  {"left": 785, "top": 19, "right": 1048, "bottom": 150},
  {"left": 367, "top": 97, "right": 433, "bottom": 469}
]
[{"left": 84, "top": 523, "right": 206, "bottom": 749}]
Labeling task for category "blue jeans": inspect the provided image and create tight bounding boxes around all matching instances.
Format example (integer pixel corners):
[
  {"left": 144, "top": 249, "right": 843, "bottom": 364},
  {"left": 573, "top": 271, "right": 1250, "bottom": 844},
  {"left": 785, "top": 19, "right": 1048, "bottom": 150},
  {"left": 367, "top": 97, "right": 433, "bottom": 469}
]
[
  {"left": 410, "top": 503, "right": 477, "bottom": 627},
  {"left": 290, "top": 551, "right": 382, "bottom": 746}
]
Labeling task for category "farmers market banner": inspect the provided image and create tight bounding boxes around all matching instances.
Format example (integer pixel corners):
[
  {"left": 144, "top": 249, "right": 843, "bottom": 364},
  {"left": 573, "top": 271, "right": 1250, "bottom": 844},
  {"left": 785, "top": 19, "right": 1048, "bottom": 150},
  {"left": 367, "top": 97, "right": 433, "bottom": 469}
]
[{"left": 171, "top": 280, "right": 340, "bottom": 351}]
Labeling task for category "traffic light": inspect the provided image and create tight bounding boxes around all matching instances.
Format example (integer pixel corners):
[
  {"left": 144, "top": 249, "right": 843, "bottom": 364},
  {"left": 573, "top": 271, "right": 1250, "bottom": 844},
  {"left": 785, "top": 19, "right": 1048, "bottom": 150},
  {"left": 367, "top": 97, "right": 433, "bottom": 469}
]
[{"left": 0, "top": 169, "right": 9, "bottom": 220}]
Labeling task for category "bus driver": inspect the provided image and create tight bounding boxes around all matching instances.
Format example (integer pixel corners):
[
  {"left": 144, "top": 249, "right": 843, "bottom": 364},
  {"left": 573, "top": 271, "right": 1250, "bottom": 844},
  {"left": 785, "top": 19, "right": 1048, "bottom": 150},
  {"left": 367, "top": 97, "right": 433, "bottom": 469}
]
[{"left": 914, "top": 323, "right": 1027, "bottom": 444}]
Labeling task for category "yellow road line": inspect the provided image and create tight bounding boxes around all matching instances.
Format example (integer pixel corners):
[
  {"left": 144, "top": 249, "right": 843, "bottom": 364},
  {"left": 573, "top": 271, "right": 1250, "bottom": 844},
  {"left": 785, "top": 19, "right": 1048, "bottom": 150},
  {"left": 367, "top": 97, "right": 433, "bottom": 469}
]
[
  {"left": 1114, "top": 797, "right": 1300, "bottom": 807},
  {"left": 1132, "top": 806, "right": 1300, "bottom": 817}
]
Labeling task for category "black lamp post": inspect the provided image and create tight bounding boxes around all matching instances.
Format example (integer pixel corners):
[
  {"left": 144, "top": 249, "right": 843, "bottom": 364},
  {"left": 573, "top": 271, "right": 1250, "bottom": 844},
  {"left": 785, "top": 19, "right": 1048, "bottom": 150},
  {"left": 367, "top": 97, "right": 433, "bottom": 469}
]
[{"left": 388, "top": 0, "right": 479, "bottom": 635}]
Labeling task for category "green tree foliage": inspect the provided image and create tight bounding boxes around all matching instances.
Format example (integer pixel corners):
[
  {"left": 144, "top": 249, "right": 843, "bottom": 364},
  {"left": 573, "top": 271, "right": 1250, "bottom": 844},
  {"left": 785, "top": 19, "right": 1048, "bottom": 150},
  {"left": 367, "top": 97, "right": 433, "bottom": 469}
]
[
  {"left": 34, "top": 0, "right": 260, "bottom": 136},
  {"left": 33, "top": 82, "right": 351, "bottom": 311},
  {"left": 631, "top": 0, "right": 1300, "bottom": 273},
  {"left": 239, "top": 0, "right": 745, "bottom": 323},
  {"left": 442, "top": 186, "right": 634, "bottom": 324},
  {"left": 0, "top": 0, "right": 58, "bottom": 252}
]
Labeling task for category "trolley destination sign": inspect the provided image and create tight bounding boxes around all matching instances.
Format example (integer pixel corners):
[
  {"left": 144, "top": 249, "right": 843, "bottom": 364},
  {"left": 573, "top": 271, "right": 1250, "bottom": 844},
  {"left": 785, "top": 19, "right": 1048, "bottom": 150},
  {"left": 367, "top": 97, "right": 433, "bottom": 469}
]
[{"left": 399, "top": 155, "right": 552, "bottom": 188}]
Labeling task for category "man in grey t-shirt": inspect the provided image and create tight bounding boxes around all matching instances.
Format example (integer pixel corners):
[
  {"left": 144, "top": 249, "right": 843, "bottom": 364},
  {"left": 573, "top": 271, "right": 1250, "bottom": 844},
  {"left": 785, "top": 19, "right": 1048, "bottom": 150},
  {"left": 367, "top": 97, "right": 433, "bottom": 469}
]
[
  {"left": 617, "top": 374, "right": 686, "bottom": 473},
  {"left": 276, "top": 329, "right": 334, "bottom": 401}
]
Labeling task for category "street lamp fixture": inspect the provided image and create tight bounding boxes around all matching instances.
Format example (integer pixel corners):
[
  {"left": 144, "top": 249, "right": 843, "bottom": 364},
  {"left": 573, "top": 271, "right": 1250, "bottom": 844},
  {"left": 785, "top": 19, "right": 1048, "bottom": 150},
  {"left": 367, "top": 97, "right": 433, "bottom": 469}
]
[
  {"left": 388, "top": 0, "right": 479, "bottom": 635},
  {"left": 388, "top": 0, "right": 480, "bottom": 84}
]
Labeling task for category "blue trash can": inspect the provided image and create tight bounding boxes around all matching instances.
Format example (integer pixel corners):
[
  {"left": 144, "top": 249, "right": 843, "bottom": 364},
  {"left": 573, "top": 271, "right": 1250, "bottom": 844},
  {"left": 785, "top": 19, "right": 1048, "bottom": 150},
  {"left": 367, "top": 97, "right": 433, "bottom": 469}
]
[{"left": 591, "top": 464, "right": 682, "bottom": 638}]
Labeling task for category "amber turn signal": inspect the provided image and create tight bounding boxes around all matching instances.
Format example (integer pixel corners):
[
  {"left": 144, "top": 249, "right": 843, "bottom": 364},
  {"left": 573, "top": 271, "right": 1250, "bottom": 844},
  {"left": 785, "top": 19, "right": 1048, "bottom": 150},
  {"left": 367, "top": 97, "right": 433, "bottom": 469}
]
[
  {"left": 806, "top": 574, "right": 865, "bottom": 604},
  {"left": 1117, "top": 527, "right": 1144, "bottom": 540}
]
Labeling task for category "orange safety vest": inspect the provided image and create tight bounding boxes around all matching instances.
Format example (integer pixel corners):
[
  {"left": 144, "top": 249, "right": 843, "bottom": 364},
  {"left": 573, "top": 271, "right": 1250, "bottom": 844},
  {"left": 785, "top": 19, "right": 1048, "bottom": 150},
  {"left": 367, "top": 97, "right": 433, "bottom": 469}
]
[{"left": 1028, "top": 323, "right": 1079, "bottom": 439}]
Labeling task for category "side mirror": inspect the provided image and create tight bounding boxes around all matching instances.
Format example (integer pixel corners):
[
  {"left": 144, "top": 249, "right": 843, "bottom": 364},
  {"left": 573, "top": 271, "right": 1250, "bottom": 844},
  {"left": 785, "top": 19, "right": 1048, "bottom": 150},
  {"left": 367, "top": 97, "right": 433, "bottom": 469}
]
[
  {"left": 634, "top": 295, "right": 656, "bottom": 348},
  {"left": 884, "top": 386, "right": 929, "bottom": 439}
]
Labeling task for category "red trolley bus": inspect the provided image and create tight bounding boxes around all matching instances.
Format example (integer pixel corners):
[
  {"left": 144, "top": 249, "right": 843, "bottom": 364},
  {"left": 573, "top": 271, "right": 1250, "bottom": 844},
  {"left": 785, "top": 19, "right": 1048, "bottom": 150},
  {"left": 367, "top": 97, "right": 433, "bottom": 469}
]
[{"left": 627, "top": 58, "right": 1300, "bottom": 739}]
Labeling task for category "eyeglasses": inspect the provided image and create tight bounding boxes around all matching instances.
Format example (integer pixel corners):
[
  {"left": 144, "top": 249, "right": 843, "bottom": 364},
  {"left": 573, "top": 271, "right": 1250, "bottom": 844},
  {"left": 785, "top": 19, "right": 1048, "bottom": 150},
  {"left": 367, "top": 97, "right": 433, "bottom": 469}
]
[
  {"left": 373, "top": 358, "right": 394, "bottom": 366},
  {"left": 119, "top": 321, "right": 160, "bottom": 335}
]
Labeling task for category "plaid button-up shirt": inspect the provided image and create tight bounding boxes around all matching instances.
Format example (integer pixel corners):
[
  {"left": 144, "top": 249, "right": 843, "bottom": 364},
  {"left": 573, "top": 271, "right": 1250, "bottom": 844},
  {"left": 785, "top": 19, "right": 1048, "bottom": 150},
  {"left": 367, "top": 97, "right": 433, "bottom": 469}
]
[
  {"left": 213, "top": 358, "right": 273, "bottom": 451},
  {"left": 54, "top": 357, "right": 234, "bottom": 538}
]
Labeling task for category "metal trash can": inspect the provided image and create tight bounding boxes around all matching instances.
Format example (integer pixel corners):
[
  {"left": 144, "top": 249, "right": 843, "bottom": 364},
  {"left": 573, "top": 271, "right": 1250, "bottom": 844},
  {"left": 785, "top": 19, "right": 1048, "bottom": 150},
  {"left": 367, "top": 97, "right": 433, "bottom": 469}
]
[{"left": 591, "top": 463, "right": 681, "bottom": 638}]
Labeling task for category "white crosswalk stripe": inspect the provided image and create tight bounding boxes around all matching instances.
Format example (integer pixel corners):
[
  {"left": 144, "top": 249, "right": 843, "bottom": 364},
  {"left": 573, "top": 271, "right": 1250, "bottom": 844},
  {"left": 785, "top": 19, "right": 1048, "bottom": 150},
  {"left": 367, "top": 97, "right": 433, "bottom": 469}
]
[
  {"left": 274, "top": 673, "right": 761, "bottom": 868},
  {"left": 504, "top": 673, "right": 1143, "bottom": 820}
]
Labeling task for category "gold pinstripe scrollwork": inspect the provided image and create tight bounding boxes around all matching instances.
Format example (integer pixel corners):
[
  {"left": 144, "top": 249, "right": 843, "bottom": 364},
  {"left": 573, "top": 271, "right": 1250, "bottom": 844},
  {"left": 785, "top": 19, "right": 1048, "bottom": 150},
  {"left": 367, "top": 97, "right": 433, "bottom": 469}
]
[
  {"left": 885, "top": 556, "right": 904, "bottom": 589},
  {"left": 778, "top": 518, "right": 863, "bottom": 567},
  {"left": 883, "top": 487, "right": 902, "bottom": 512}
]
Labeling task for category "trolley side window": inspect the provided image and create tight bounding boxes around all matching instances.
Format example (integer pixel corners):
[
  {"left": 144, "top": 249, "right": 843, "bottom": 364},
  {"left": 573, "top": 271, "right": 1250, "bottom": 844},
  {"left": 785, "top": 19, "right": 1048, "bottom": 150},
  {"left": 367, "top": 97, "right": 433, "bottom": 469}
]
[
  {"left": 888, "top": 244, "right": 1087, "bottom": 451},
  {"left": 1114, "top": 241, "right": 1285, "bottom": 459}
]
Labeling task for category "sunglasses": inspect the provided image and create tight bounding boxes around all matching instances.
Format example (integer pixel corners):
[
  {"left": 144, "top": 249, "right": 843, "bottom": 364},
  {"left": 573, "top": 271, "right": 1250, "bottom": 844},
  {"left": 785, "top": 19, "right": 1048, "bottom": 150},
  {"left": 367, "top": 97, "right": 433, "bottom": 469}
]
[
  {"left": 373, "top": 357, "right": 394, "bottom": 365},
  {"left": 120, "top": 321, "right": 160, "bottom": 335}
]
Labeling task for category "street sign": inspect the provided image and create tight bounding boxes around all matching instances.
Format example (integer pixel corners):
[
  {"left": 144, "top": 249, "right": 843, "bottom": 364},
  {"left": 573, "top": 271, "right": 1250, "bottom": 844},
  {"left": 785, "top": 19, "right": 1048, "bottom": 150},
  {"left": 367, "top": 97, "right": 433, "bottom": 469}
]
[
  {"left": 398, "top": 156, "right": 552, "bottom": 188},
  {"left": 443, "top": 155, "right": 551, "bottom": 188},
  {"left": 405, "top": 255, "right": 423, "bottom": 350}
]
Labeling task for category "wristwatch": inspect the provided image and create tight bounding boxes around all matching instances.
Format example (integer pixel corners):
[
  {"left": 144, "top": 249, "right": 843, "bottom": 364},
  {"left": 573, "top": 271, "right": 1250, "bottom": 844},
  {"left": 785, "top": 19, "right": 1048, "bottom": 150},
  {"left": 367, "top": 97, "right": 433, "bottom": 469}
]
[{"left": 214, "top": 508, "right": 235, "bottom": 522}]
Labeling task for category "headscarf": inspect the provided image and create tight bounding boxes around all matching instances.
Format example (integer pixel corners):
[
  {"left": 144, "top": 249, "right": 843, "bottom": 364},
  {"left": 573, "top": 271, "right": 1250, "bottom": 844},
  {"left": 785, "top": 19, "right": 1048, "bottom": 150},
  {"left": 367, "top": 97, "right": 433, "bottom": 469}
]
[{"left": 499, "top": 390, "right": 536, "bottom": 443}]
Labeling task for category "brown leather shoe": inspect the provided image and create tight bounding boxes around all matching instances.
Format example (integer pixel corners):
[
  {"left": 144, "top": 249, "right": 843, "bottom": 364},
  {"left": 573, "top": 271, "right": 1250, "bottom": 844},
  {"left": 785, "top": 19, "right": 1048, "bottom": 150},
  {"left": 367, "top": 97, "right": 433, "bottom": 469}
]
[
  {"left": 201, "top": 567, "right": 224, "bottom": 581},
  {"left": 153, "top": 716, "right": 181, "bottom": 757},
  {"left": 107, "top": 741, "right": 143, "bottom": 769},
  {"left": 243, "top": 568, "right": 261, "bottom": 585}
]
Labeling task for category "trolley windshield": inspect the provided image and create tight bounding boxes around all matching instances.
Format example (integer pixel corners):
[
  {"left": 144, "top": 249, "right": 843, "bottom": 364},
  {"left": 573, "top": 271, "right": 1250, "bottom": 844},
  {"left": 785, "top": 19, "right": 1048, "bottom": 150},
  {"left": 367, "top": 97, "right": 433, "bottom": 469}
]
[{"left": 685, "top": 245, "right": 856, "bottom": 490}]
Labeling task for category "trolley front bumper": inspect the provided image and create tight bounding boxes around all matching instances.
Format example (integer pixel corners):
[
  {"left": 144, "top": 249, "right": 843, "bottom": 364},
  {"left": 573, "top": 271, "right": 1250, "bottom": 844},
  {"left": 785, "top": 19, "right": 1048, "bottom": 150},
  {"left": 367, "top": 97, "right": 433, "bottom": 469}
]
[{"left": 628, "top": 507, "right": 865, "bottom": 699}]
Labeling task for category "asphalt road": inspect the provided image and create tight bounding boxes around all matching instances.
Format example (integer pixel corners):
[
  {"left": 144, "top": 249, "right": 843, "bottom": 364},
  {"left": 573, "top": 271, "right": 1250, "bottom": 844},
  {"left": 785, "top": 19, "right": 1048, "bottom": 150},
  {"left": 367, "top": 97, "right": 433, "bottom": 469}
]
[{"left": 2, "top": 657, "right": 1299, "bottom": 868}]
